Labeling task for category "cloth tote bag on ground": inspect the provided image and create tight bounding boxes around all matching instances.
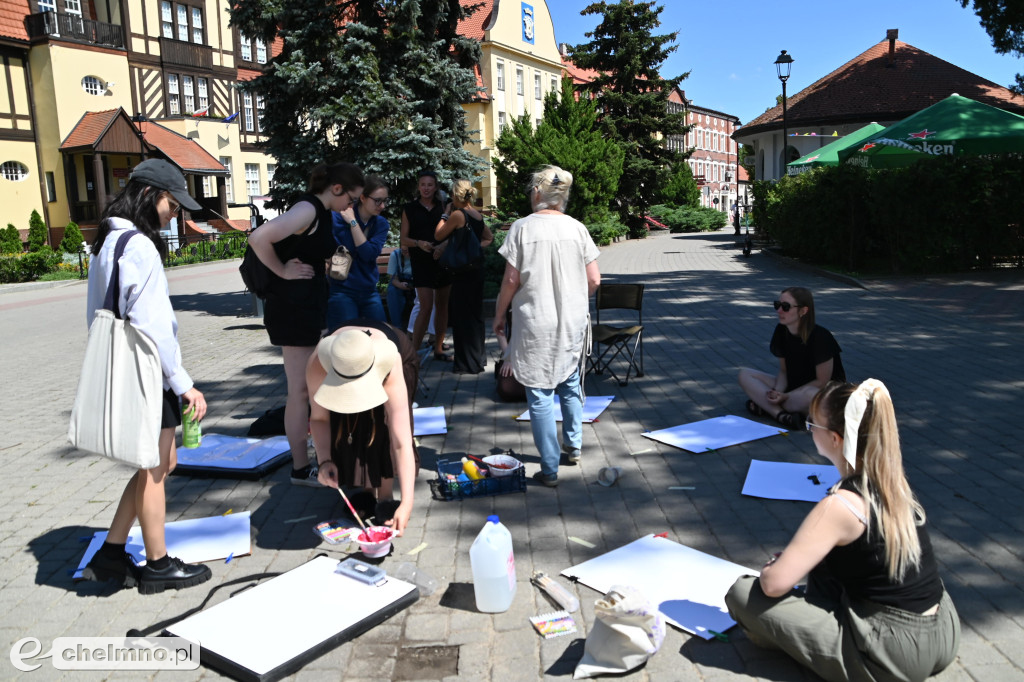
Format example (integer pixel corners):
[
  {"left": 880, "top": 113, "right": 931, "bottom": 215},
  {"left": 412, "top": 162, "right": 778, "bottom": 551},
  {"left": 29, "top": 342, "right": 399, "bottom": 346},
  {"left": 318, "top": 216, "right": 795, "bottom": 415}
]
[{"left": 68, "top": 230, "right": 163, "bottom": 469}]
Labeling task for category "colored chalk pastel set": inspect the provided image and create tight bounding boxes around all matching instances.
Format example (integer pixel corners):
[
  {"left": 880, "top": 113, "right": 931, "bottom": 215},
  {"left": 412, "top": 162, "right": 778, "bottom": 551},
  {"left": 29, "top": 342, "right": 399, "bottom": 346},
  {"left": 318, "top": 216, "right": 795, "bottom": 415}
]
[{"left": 313, "top": 520, "right": 360, "bottom": 545}]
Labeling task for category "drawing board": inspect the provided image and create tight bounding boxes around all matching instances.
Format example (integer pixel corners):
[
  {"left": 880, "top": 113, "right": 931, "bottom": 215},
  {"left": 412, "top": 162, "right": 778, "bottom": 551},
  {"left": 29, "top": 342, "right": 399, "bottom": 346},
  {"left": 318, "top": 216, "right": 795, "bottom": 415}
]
[
  {"left": 413, "top": 406, "right": 447, "bottom": 436},
  {"left": 742, "top": 460, "right": 841, "bottom": 502},
  {"left": 74, "top": 512, "right": 251, "bottom": 579},
  {"left": 516, "top": 395, "right": 614, "bottom": 423},
  {"left": 561, "top": 535, "right": 758, "bottom": 640},
  {"left": 165, "top": 556, "right": 418, "bottom": 682},
  {"left": 643, "top": 415, "right": 786, "bottom": 453},
  {"left": 173, "top": 433, "right": 290, "bottom": 479}
]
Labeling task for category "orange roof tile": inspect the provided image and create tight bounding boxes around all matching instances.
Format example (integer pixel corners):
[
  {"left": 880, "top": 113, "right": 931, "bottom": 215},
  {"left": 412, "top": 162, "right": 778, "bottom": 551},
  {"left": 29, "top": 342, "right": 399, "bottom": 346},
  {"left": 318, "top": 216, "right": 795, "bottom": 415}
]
[
  {"left": 139, "top": 121, "right": 227, "bottom": 175},
  {"left": 738, "top": 166, "right": 750, "bottom": 182},
  {"left": 561, "top": 56, "right": 600, "bottom": 86},
  {"left": 458, "top": 0, "right": 492, "bottom": 41},
  {"left": 740, "top": 38, "right": 1024, "bottom": 137},
  {"left": 0, "top": 1, "right": 30, "bottom": 42},
  {"left": 60, "top": 109, "right": 123, "bottom": 150}
]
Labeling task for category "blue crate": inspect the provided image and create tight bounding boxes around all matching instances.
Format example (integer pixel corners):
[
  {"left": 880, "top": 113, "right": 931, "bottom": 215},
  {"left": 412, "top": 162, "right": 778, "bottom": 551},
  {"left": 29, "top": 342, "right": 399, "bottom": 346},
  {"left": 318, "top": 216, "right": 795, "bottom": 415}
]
[{"left": 432, "top": 455, "right": 526, "bottom": 500}]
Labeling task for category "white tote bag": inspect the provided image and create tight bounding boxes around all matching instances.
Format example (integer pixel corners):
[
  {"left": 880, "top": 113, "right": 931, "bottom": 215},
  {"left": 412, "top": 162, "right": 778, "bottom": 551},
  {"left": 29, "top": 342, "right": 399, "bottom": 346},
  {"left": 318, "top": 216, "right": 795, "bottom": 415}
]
[{"left": 68, "top": 231, "right": 163, "bottom": 469}]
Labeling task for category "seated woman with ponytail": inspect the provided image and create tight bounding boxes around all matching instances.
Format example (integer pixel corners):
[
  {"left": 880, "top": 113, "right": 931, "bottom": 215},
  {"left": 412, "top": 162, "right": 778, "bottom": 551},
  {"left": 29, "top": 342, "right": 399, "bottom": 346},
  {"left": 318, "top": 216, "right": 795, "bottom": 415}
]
[{"left": 726, "top": 379, "right": 960, "bottom": 682}]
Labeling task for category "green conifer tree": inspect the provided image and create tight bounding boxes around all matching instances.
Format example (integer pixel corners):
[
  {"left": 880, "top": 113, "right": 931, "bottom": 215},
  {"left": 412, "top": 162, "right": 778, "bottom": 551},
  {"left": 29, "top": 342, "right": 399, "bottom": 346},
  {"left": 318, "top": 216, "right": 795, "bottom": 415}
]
[
  {"left": 1, "top": 224, "right": 23, "bottom": 254},
  {"left": 660, "top": 160, "right": 701, "bottom": 208},
  {"left": 568, "top": 1, "right": 691, "bottom": 237},
  {"left": 59, "top": 221, "right": 84, "bottom": 254},
  {"left": 495, "top": 77, "right": 624, "bottom": 222},
  {"left": 229, "top": 0, "right": 486, "bottom": 209},
  {"left": 27, "top": 210, "right": 47, "bottom": 251}
]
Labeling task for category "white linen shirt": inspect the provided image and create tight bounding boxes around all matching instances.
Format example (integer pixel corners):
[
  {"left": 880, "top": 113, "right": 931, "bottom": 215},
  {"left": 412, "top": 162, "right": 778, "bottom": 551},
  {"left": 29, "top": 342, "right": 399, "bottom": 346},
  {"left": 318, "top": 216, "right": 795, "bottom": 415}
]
[
  {"left": 86, "top": 218, "right": 192, "bottom": 395},
  {"left": 499, "top": 212, "right": 600, "bottom": 389}
]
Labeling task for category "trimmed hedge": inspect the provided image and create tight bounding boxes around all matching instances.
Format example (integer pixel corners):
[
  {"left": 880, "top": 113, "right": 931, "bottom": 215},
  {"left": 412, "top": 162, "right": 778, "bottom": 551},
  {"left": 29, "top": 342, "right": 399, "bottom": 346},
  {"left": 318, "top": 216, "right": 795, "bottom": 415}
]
[
  {"left": 753, "top": 156, "right": 1024, "bottom": 273},
  {"left": 649, "top": 204, "right": 728, "bottom": 233}
]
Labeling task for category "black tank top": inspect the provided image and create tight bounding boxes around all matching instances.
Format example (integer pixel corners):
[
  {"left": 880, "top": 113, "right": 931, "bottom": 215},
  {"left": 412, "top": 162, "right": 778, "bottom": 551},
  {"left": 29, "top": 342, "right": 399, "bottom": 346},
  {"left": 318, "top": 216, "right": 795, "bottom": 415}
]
[{"left": 812, "top": 479, "right": 943, "bottom": 612}]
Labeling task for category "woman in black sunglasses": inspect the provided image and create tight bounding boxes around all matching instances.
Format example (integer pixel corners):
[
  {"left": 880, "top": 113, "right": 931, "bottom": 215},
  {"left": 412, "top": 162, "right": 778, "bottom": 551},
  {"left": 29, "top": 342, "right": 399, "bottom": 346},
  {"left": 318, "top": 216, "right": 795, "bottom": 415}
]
[{"left": 738, "top": 287, "right": 845, "bottom": 429}]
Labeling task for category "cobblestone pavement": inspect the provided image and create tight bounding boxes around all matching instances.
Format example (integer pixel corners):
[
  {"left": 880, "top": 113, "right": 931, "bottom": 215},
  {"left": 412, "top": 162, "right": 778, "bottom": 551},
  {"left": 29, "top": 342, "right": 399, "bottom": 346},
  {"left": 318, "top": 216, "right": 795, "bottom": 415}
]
[{"left": 1, "top": 228, "right": 1021, "bottom": 681}]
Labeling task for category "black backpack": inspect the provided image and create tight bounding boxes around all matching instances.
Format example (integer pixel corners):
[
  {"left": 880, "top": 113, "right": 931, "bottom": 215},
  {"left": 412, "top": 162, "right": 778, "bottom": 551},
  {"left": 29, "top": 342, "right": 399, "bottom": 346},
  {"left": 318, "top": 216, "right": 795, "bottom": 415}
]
[{"left": 239, "top": 239, "right": 272, "bottom": 298}]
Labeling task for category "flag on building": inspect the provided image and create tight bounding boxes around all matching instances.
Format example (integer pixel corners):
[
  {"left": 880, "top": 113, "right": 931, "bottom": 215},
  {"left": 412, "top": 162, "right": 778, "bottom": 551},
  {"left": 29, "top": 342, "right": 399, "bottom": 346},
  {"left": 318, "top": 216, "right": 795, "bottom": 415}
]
[
  {"left": 191, "top": 105, "right": 211, "bottom": 117},
  {"left": 222, "top": 111, "right": 240, "bottom": 123}
]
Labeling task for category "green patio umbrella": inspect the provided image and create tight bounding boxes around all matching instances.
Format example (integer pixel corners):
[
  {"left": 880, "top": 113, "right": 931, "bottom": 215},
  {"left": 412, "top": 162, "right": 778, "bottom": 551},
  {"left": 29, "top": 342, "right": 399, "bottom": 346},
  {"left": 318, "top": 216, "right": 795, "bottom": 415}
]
[
  {"left": 786, "top": 122, "right": 887, "bottom": 175},
  {"left": 838, "top": 94, "right": 1024, "bottom": 168}
]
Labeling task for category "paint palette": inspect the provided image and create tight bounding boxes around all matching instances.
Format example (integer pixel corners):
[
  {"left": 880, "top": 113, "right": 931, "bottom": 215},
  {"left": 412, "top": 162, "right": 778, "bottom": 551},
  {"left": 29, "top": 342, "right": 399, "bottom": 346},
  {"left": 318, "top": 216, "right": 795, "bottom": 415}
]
[{"left": 313, "top": 520, "right": 359, "bottom": 545}]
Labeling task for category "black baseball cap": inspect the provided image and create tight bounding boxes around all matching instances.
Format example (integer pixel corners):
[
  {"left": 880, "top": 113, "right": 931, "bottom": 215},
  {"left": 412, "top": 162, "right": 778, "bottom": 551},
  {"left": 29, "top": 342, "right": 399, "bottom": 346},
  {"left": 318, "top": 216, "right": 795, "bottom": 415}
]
[{"left": 130, "top": 159, "right": 202, "bottom": 210}]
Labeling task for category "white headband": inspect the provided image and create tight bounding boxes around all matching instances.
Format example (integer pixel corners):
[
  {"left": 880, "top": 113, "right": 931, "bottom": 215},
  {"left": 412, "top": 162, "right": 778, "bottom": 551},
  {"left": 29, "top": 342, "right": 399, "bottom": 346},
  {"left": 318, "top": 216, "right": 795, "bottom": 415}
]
[{"left": 842, "top": 379, "right": 889, "bottom": 469}]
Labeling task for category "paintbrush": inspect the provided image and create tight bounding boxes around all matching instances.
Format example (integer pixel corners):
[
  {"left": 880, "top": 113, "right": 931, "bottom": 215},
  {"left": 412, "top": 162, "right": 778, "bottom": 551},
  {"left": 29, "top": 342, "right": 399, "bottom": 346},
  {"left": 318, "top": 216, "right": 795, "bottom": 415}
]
[{"left": 336, "top": 488, "right": 372, "bottom": 540}]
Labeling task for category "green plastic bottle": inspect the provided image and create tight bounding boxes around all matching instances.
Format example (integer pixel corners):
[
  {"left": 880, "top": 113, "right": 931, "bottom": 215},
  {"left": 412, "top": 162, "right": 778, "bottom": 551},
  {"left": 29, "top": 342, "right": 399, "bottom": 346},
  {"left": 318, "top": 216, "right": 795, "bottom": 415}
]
[{"left": 182, "top": 403, "right": 202, "bottom": 449}]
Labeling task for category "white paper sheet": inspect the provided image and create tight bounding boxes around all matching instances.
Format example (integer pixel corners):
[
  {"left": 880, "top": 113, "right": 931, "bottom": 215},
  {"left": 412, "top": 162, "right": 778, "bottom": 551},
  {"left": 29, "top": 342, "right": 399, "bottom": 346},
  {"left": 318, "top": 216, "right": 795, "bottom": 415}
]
[
  {"left": 516, "top": 395, "right": 614, "bottom": 423},
  {"left": 166, "top": 556, "right": 417, "bottom": 678},
  {"left": 74, "top": 512, "right": 252, "bottom": 579},
  {"left": 175, "top": 433, "right": 289, "bottom": 469},
  {"left": 643, "top": 415, "right": 786, "bottom": 453},
  {"left": 742, "top": 460, "right": 841, "bottom": 502},
  {"left": 561, "top": 535, "right": 758, "bottom": 640},
  {"left": 413, "top": 406, "right": 447, "bottom": 436}
]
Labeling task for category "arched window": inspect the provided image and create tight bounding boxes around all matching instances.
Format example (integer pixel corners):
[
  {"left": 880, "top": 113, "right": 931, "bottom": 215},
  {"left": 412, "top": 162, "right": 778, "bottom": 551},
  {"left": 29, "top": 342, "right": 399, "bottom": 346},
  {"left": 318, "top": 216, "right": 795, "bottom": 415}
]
[
  {"left": 82, "top": 76, "right": 104, "bottom": 95},
  {"left": 1, "top": 161, "right": 29, "bottom": 181}
]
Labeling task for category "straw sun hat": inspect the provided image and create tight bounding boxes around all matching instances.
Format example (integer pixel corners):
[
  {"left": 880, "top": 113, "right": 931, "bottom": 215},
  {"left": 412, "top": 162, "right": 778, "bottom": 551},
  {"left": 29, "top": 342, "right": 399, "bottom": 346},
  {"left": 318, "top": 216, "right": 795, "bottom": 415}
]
[{"left": 313, "top": 329, "right": 398, "bottom": 414}]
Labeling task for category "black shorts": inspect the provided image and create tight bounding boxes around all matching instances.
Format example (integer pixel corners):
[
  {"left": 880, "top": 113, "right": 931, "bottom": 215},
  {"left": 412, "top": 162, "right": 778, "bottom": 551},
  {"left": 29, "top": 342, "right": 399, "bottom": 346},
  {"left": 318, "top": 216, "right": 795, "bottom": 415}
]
[
  {"left": 408, "top": 250, "right": 452, "bottom": 289},
  {"left": 161, "top": 388, "right": 181, "bottom": 429},
  {"left": 264, "top": 292, "right": 326, "bottom": 347}
]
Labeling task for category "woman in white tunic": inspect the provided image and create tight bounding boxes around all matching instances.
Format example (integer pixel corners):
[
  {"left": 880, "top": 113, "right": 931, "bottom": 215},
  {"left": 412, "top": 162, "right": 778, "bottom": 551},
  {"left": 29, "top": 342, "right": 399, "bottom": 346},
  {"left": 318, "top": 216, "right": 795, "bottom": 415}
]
[{"left": 493, "top": 166, "right": 601, "bottom": 486}]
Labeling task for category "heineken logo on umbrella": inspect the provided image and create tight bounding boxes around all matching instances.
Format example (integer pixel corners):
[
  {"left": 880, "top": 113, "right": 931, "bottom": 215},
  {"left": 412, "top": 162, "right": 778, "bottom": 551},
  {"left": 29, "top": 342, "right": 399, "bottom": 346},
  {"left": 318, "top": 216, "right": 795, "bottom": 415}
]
[{"left": 908, "top": 129, "right": 935, "bottom": 139}]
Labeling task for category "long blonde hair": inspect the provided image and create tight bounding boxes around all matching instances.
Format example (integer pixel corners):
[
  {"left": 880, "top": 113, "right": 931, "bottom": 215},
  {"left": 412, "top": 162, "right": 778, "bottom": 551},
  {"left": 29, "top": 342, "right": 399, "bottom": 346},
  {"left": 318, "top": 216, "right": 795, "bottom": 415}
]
[{"left": 811, "top": 380, "right": 924, "bottom": 581}]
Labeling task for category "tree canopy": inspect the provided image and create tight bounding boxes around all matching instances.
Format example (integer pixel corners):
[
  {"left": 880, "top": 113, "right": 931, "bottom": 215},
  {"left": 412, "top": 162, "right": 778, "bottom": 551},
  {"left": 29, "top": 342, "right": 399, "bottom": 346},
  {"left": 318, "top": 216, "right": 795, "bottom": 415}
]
[
  {"left": 494, "top": 77, "right": 624, "bottom": 223},
  {"left": 568, "top": 0, "right": 690, "bottom": 237},
  {"left": 229, "top": 0, "right": 486, "bottom": 208},
  {"left": 961, "top": 0, "right": 1024, "bottom": 93}
]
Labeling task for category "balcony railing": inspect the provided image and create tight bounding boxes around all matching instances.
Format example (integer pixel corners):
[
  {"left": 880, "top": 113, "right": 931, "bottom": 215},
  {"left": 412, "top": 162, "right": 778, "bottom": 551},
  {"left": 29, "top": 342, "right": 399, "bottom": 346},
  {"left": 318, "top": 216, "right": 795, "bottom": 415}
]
[{"left": 25, "top": 12, "right": 124, "bottom": 49}]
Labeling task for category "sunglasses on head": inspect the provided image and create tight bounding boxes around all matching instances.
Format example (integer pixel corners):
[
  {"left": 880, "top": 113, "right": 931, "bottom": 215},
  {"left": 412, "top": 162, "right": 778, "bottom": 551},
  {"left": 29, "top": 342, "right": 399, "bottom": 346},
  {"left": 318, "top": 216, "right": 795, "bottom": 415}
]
[{"left": 773, "top": 300, "right": 797, "bottom": 312}]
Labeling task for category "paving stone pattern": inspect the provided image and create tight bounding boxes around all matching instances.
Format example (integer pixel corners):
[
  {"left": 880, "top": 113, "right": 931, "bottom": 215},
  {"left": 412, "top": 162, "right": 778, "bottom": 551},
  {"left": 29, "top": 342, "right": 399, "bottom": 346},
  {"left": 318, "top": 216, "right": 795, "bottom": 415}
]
[{"left": 0, "top": 229, "right": 1021, "bottom": 681}]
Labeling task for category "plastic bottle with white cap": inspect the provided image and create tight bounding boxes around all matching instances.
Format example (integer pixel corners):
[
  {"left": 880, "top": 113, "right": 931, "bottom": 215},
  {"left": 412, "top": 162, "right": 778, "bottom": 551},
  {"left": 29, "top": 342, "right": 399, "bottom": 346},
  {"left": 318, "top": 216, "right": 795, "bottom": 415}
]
[{"left": 470, "top": 515, "right": 516, "bottom": 612}]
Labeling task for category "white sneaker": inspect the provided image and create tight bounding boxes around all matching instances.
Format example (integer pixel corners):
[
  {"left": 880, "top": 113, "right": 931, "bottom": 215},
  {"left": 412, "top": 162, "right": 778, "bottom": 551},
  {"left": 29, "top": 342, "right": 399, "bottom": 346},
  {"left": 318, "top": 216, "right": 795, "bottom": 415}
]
[{"left": 562, "top": 444, "right": 582, "bottom": 464}]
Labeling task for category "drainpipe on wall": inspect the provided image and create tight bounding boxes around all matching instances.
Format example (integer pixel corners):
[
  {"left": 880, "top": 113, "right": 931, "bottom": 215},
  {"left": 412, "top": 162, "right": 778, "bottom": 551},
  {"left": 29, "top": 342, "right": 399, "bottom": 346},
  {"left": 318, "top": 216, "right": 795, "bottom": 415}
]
[{"left": 24, "top": 46, "right": 55, "bottom": 246}]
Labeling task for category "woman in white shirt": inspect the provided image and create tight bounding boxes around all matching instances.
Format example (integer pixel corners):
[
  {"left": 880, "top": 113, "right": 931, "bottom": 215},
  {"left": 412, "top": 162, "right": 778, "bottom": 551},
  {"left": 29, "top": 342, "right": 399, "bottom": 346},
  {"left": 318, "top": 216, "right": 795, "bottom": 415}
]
[
  {"left": 80, "top": 159, "right": 211, "bottom": 595},
  {"left": 494, "top": 166, "right": 601, "bottom": 486}
]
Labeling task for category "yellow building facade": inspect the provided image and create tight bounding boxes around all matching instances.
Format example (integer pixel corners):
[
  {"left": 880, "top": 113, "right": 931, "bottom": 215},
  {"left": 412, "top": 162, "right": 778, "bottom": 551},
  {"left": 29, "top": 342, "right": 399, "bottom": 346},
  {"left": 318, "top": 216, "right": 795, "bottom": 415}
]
[
  {"left": 461, "top": 0, "right": 564, "bottom": 207},
  {"left": 0, "top": 0, "right": 567, "bottom": 241}
]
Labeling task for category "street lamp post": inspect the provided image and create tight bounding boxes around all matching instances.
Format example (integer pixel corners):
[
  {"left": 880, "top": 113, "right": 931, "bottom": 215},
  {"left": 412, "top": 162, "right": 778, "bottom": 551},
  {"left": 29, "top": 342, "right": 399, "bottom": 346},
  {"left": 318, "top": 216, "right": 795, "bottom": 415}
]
[{"left": 775, "top": 50, "right": 794, "bottom": 174}]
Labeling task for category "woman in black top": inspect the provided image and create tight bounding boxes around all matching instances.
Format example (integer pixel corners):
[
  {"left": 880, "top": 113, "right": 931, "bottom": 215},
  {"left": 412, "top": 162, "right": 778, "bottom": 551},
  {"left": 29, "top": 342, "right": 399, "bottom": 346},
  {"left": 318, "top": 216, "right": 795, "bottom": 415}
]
[
  {"left": 435, "top": 180, "right": 494, "bottom": 374},
  {"left": 726, "top": 380, "right": 959, "bottom": 681},
  {"left": 249, "top": 162, "right": 364, "bottom": 485},
  {"left": 738, "top": 286, "right": 845, "bottom": 429},
  {"left": 400, "top": 170, "right": 452, "bottom": 361},
  {"left": 307, "top": 319, "right": 419, "bottom": 532}
]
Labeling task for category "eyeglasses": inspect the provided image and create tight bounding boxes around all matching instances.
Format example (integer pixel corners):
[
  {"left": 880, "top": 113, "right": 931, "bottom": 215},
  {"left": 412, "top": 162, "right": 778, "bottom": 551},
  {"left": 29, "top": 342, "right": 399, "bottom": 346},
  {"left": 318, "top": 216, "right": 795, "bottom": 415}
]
[
  {"left": 805, "top": 419, "right": 828, "bottom": 432},
  {"left": 346, "top": 192, "right": 360, "bottom": 206},
  {"left": 773, "top": 300, "right": 796, "bottom": 312},
  {"left": 369, "top": 196, "right": 390, "bottom": 206},
  {"left": 165, "top": 194, "right": 181, "bottom": 213}
]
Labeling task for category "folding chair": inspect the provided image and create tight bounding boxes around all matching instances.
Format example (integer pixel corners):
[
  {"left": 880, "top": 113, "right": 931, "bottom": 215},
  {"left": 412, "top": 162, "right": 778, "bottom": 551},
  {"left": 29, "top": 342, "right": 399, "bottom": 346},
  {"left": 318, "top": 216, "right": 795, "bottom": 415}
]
[{"left": 588, "top": 283, "right": 644, "bottom": 387}]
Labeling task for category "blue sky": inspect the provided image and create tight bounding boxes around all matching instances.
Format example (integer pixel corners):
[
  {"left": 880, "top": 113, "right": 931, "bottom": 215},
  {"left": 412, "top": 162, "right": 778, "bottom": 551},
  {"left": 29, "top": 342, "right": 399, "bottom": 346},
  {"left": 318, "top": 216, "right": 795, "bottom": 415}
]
[{"left": 545, "top": 1, "right": 1023, "bottom": 125}]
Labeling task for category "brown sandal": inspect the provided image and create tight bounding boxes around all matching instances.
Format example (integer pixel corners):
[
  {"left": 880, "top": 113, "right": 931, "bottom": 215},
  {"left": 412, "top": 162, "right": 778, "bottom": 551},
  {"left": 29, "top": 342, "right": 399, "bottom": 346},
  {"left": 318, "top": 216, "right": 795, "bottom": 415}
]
[
  {"left": 776, "top": 410, "right": 806, "bottom": 430},
  {"left": 746, "top": 399, "right": 767, "bottom": 417}
]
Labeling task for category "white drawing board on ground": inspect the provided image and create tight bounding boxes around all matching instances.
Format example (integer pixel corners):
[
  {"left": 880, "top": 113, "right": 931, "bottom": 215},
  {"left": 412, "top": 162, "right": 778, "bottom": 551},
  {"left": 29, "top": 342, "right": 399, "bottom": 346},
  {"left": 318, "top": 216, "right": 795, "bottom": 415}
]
[
  {"left": 173, "top": 434, "right": 290, "bottom": 478},
  {"left": 165, "top": 556, "right": 418, "bottom": 682},
  {"left": 516, "top": 395, "right": 614, "bottom": 423},
  {"left": 413, "top": 406, "right": 447, "bottom": 436},
  {"left": 643, "top": 415, "right": 786, "bottom": 453},
  {"left": 74, "top": 512, "right": 251, "bottom": 579},
  {"left": 742, "top": 460, "right": 841, "bottom": 502},
  {"left": 561, "top": 535, "right": 758, "bottom": 640}
]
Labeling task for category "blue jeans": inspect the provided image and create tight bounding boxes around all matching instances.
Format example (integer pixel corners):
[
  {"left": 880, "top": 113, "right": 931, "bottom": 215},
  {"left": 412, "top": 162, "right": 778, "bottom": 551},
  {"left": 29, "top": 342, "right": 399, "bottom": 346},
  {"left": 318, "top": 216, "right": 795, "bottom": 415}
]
[
  {"left": 386, "top": 283, "right": 410, "bottom": 328},
  {"left": 327, "top": 287, "right": 386, "bottom": 332},
  {"left": 525, "top": 369, "right": 583, "bottom": 477}
]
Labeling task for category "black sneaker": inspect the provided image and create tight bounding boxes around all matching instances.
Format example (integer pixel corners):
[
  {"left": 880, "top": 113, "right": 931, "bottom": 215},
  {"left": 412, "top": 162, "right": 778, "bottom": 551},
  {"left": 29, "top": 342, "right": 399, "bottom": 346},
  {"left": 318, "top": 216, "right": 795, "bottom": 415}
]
[
  {"left": 290, "top": 463, "right": 321, "bottom": 487},
  {"left": 139, "top": 556, "right": 212, "bottom": 595},
  {"left": 81, "top": 551, "right": 140, "bottom": 589}
]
